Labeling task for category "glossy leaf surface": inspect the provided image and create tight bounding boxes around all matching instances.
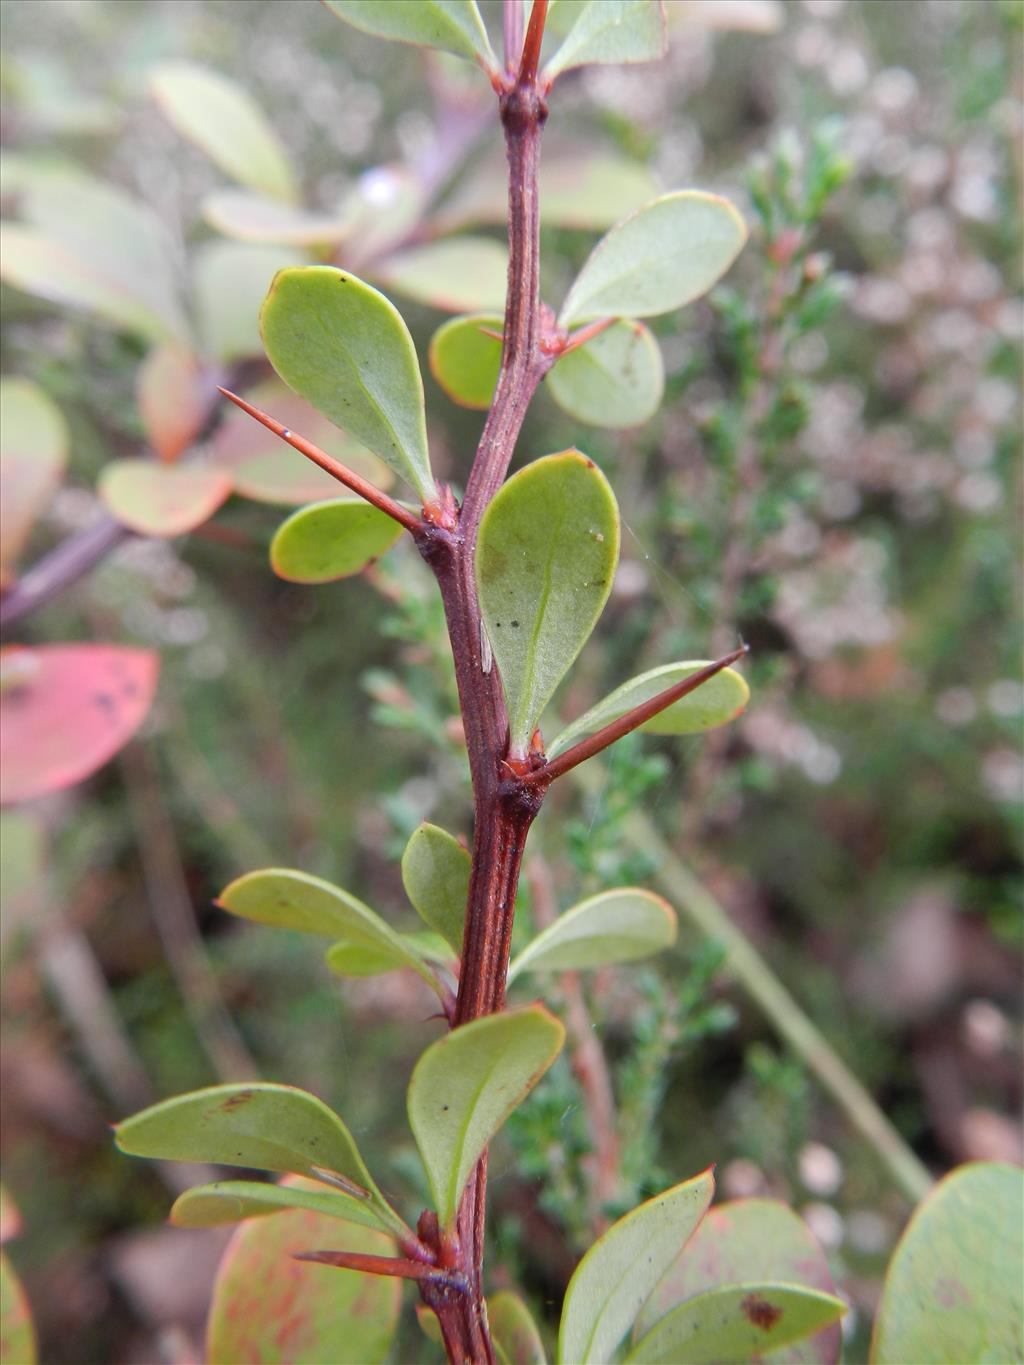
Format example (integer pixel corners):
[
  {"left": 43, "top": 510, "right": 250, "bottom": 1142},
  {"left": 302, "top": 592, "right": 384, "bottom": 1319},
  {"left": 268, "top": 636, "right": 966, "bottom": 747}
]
[
  {"left": 260, "top": 266, "right": 434, "bottom": 502},
  {"left": 627, "top": 1283, "right": 847, "bottom": 1364},
  {"left": 871, "top": 1162, "right": 1023, "bottom": 1365},
  {"left": 408, "top": 1006, "right": 565, "bottom": 1228},
  {"left": 211, "top": 382, "right": 392, "bottom": 505},
  {"left": 559, "top": 192, "right": 747, "bottom": 327},
  {"left": 170, "top": 1178, "right": 390, "bottom": 1234},
  {"left": 98, "top": 462, "right": 232, "bottom": 538},
  {"left": 508, "top": 888, "right": 676, "bottom": 982},
  {"left": 436, "top": 152, "right": 661, "bottom": 233},
  {"left": 135, "top": 344, "right": 207, "bottom": 463},
  {"left": 115, "top": 1084, "right": 402, "bottom": 1230},
  {"left": 0, "top": 645, "right": 158, "bottom": 806},
  {"left": 270, "top": 499, "right": 403, "bottom": 583},
  {"left": 218, "top": 868, "right": 440, "bottom": 994},
  {"left": 637, "top": 1198, "right": 842, "bottom": 1365},
  {"left": 549, "top": 321, "right": 663, "bottom": 428},
  {"left": 150, "top": 62, "right": 297, "bottom": 203},
  {"left": 429, "top": 313, "right": 503, "bottom": 410},
  {"left": 0, "top": 377, "right": 67, "bottom": 580},
  {"left": 0, "top": 1251, "right": 36, "bottom": 1365},
  {"left": 489, "top": 1292, "right": 547, "bottom": 1365},
  {"left": 203, "top": 189, "right": 350, "bottom": 246},
  {"left": 193, "top": 241, "right": 304, "bottom": 363},
  {"left": 544, "top": 0, "right": 666, "bottom": 79},
  {"left": 323, "top": 1, "right": 496, "bottom": 68},
  {"left": 557, "top": 1168, "right": 714, "bottom": 1365},
  {"left": 476, "top": 451, "right": 619, "bottom": 756},
  {"left": 401, "top": 823, "right": 471, "bottom": 953},
  {"left": 206, "top": 1198, "right": 400, "bottom": 1364},
  {"left": 548, "top": 661, "right": 750, "bottom": 757},
  {"left": 373, "top": 237, "right": 509, "bottom": 313}
]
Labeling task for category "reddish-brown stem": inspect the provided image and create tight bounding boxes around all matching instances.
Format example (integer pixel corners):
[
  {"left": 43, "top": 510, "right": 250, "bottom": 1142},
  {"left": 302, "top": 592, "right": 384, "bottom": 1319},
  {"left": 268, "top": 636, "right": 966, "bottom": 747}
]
[
  {"left": 296, "top": 1251, "right": 455, "bottom": 1282},
  {"left": 216, "top": 387, "right": 423, "bottom": 533},
  {"left": 525, "top": 646, "right": 751, "bottom": 786}
]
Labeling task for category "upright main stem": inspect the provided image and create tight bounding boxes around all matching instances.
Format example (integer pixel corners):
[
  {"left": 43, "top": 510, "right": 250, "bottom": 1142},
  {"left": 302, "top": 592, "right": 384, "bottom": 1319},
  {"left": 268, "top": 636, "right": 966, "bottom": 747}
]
[{"left": 413, "top": 13, "right": 551, "bottom": 1359}]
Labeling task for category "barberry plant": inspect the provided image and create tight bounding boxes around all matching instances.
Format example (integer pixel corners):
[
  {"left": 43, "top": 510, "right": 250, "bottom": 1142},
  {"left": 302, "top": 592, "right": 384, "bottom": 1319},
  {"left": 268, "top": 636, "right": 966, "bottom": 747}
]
[{"left": 3, "top": 3, "right": 1017, "bottom": 1364}]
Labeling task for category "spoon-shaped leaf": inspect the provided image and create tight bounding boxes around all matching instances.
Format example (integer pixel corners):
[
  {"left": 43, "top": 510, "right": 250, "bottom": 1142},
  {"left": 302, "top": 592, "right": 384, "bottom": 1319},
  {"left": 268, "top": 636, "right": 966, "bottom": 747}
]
[
  {"left": 429, "top": 313, "right": 504, "bottom": 410},
  {"left": 548, "top": 661, "right": 750, "bottom": 757},
  {"left": 636, "top": 1197, "right": 842, "bottom": 1364},
  {"left": 408, "top": 1006, "right": 565, "bottom": 1229},
  {"left": 149, "top": 62, "right": 297, "bottom": 203},
  {"left": 489, "top": 1292, "right": 547, "bottom": 1365},
  {"left": 135, "top": 344, "right": 207, "bottom": 464},
  {"left": 325, "top": 930, "right": 451, "bottom": 979},
  {"left": 203, "top": 189, "right": 350, "bottom": 246},
  {"left": 218, "top": 868, "right": 442, "bottom": 997},
  {"left": 549, "top": 321, "right": 664, "bottom": 429},
  {"left": 323, "top": 1, "right": 497, "bottom": 69},
  {"left": 0, "top": 377, "right": 68, "bottom": 580},
  {"left": 206, "top": 1194, "right": 401, "bottom": 1365},
  {"left": 401, "top": 823, "right": 471, "bottom": 953},
  {"left": 98, "top": 462, "right": 232, "bottom": 538},
  {"left": 115, "top": 1083, "right": 406, "bottom": 1235},
  {"left": 871, "top": 1162, "right": 1023, "bottom": 1365},
  {"left": 626, "top": 1283, "right": 847, "bottom": 1364},
  {"left": 170, "top": 1178, "right": 391, "bottom": 1234},
  {"left": 507, "top": 889, "right": 676, "bottom": 983},
  {"left": 476, "top": 451, "right": 619, "bottom": 758},
  {"left": 270, "top": 498, "right": 403, "bottom": 583},
  {"left": 544, "top": 0, "right": 666, "bottom": 80},
  {"left": 557, "top": 1168, "right": 714, "bottom": 1365},
  {"left": 260, "top": 266, "right": 435, "bottom": 504},
  {"left": 559, "top": 192, "right": 747, "bottom": 327}
]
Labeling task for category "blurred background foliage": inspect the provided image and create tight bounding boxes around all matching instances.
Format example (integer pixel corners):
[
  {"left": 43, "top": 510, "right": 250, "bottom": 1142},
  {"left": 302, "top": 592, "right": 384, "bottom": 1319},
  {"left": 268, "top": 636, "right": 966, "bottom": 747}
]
[{"left": 0, "top": 1, "right": 1020, "bottom": 1361}]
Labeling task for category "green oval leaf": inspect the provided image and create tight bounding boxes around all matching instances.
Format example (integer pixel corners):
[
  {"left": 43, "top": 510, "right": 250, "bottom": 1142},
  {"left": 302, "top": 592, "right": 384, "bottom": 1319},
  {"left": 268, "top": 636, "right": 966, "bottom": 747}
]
[
  {"left": 98, "top": 461, "right": 232, "bottom": 538},
  {"left": 270, "top": 498, "right": 403, "bottom": 584},
  {"left": 325, "top": 931, "right": 449, "bottom": 979},
  {"left": 203, "top": 189, "right": 350, "bottom": 246},
  {"left": 401, "top": 823, "right": 471, "bottom": 954},
  {"left": 489, "top": 1291, "right": 547, "bottom": 1365},
  {"left": 211, "top": 381, "right": 393, "bottom": 506},
  {"left": 636, "top": 1198, "right": 842, "bottom": 1365},
  {"left": 1, "top": 645, "right": 159, "bottom": 806},
  {"left": 429, "top": 313, "right": 504, "bottom": 410},
  {"left": 408, "top": 1005, "right": 565, "bottom": 1229},
  {"left": 217, "top": 868, "right": 442, "bottom": 996},
  {"left": 548, "top": 660, "right": 750, "bottom": 757},
  {"left": 150, "top": 62, "right": 297, "bottom": 204},
  {"left": 115, "top": 1083, "right": 405, "bottom": 1235},
  {"left": 0, "top": 377, "right": 68, "bottom": 581},
  {"left": 323, "top": 1, "right": 497, "bottom": 69},
  {"left": 260, "top": 266, "right": 434, "bottom": 503},
  {"left": 557, "top": 1169, "right": 714, "bottom": 1365},
  {"left": 476, "top": 451, "right": 620, "bottom": 757},
  {"left": 372, "top": 237, "right": 509, "bottom": 314},
  {"left": 626, "top": 1283, "right": 847, "bottom": 1365},
  {"left": 549, "top": 321, "right": 664, "bottom": 429},
  {"left": 0, "top": 1251, "right": 36, "bottom": 1365},
  {"left": 193, "top": 241, "right": 304, "bottom": 363},
  {"left": 544, "top": 0, "right": 666, "bottom": 80},
  {"left": 206, "top": 1196, "right": 401, "bottom": 1365},
  {"left": 135, "top": 344, "right": 207, "bottom": 464},
  {"left": 871, "top": 1162, "right": 1024, "bottom": 1365},
  {"left": 508, "top": 888, "right": 676, "bottom": 982},
  {"left": 559, "top": 192, "right": 747, "bottom": 327},
  {"left": 171, "top": 1178, "right": 390, "bottom": 1235}
]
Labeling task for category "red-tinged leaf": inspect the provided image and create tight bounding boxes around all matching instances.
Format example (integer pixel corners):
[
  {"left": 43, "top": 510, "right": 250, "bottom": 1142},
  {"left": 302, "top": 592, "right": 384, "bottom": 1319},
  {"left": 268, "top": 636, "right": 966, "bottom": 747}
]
[
  {"left": 0, "top": 645, "right": 158, "bottom": 805},
  {"left": 211, "top": 383, "right": 395, "bottom": 506},
  {"left": 206, "top": 1199, "right": 401, "bottom": 1365},
  {"left": 136, "top": 344, "right": 209, "bottom": 463},
  {"left": 98, "top": 461, "right": 232, "bottom": 537},
  {"left": 0, "top": 377, "right": 68, "bottom": 583}
]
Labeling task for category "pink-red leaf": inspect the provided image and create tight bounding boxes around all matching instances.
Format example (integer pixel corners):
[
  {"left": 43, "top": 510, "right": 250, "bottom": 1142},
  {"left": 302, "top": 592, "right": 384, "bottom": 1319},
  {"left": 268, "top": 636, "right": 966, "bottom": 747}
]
[
  {"left": 135, "top": 344, "right": 209, "bottom": 463},
  {"left": 0, "top": 645, "right": 158, "bottom": 805}
]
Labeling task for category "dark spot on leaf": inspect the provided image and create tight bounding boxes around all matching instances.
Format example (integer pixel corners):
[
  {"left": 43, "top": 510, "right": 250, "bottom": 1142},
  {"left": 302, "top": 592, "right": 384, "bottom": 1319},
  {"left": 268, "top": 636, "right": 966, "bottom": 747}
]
[
  {"left": 442, "top": 1105, "right": 449, "bottom": 1111},
  {"left": 94, "top": 691, "right": 117, "bottom": 713},
  {"left": 219, "top": 1088, "right": 256, "bottom": 1112},
  {"left": 510, "top": 620, "right": 519, "bottom": 628},
  {"left": 741, "top": 1294, "right": 783, "bottom": 1331}
]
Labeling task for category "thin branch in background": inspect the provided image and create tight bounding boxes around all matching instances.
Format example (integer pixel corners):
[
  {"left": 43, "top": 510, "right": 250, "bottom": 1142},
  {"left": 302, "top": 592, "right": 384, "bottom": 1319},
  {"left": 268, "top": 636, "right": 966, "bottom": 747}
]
[
  {"left": 528, "top": 857, "right": 619, "bottom": 1237},
  {"left": 120, "top": 738, "right": 259, "bottom": 1084},
  {"left": 0, "top": 516, "right": 129, "bottom": 634}
]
